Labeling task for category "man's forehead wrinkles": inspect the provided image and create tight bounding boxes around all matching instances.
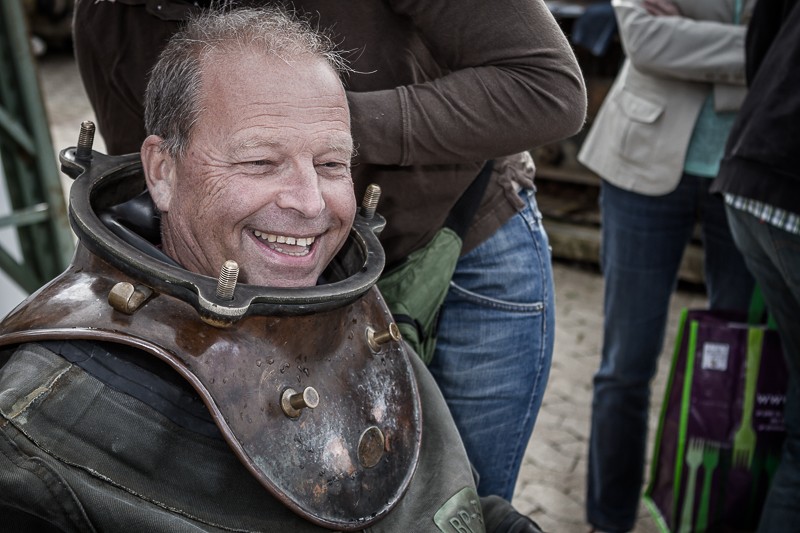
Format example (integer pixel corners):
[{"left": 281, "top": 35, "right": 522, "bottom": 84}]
[
  {"left": 230, "top": 131, "right": 353, "bottom": 155},
  {"left": 235, "top": 102, "right": 348, "bottom": 121},
  {"left": 239, "top": 92, "right": 346, "bottom": 109}
]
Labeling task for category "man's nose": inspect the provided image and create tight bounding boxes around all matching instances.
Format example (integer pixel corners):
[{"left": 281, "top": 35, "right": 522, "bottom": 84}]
[{"left": 275, "top": 163, "right": 325, "bottom": 218}]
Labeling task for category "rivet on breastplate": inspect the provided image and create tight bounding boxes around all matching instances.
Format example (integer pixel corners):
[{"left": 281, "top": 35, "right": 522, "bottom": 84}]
[
  {"left": 358, "top": 426, "right": 385, "bottom": 468},
  {"left": 281, "top": 386, "right": 319, "bottom": 418},
  {"left": 108, "top": 282, "right": 154, "bottom": 314},
  {"left": 366, "top": 323, "right": 401, "bottom": 352}
]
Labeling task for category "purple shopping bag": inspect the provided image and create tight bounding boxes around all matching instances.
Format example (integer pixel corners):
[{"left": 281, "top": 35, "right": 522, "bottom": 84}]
[{"left": 643, "top": 308, "right": 786, "bottom": 532}]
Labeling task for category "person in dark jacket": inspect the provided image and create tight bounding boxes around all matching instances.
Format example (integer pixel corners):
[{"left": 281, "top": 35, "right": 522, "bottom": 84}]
[{"left": 711, "top": 0, "right": 800, "bottom": 529}]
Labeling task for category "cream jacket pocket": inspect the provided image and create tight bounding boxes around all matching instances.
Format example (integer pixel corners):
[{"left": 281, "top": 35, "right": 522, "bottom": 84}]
[{"left": 614, "top": 88, "right": 665, "bottom": 165}]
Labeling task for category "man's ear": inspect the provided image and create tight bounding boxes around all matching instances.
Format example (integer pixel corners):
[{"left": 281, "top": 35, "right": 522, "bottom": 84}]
[{"left": 141, "top": 135, "right": 176, "bottom": 213}]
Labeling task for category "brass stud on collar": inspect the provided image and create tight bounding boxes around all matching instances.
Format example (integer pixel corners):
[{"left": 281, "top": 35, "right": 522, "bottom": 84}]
[
  {"left": 75, "top": 121, "right": 95, "bottom": 162},
  {"left": 216, "top": 260, "right": 239, "bottom": 301},
  {"left": 360, "top": 184, "right": 381, "bottom": 219}
]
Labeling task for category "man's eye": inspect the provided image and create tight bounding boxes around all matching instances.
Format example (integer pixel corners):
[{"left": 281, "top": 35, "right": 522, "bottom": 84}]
[
  {"left": 318, "top": 161, "right": 347, "bottom": 170},
  {"left": 247, "top": 160, "right": 273, "bottom": 167}
]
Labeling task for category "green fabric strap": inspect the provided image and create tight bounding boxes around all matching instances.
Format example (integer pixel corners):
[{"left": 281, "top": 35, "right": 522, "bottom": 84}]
[
  {"left": 377, "top": 227, "right": 462, "bottom": 364},
  {"left": 376, "top": 160, "right": 494, "bottom": 364}
]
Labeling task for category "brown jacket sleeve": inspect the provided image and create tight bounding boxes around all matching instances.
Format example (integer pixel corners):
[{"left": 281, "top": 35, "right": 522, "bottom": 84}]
[{"left": 346, "top": 0, "right": 587, "bottom": 166}]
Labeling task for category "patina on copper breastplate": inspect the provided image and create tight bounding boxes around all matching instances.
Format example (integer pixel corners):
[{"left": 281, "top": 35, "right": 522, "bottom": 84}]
[{"left": 0, "top": 146, "right": 421, "bottom": 530}]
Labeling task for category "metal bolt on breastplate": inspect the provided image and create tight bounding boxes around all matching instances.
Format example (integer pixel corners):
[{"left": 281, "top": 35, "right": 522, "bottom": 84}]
[
  {"left": 75, "top": 121, "right": 95, "bottom": 162},
  {"left": 281, "top": 386, "right": 320, "bottom": 418},
  {"left": 216, "top": 260, "right": 239, "bottom": 300},
  {"left": 108, "top": 282, "right": 154, "bottom": 314},
  {"left": 360, "top": 184, "right": 381, "bottom": 219},
  {"left": 367, "top": 323, "right": 401, "bottom": 352}
]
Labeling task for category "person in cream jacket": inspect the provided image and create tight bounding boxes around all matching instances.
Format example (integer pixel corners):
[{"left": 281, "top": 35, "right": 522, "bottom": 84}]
[{"left": 578, "top": 0, "right": 756, "bottom": 531}]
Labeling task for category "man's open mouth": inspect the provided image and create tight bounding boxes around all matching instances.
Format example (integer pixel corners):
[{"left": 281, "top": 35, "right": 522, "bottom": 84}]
[{"left": 253, "top": 230, "right": 315, "bottom": 257}]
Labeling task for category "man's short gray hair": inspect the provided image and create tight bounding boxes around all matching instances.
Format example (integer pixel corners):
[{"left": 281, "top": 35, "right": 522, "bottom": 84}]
[{"left": 144, "top": 7, "right": 347, "bottom": 159}]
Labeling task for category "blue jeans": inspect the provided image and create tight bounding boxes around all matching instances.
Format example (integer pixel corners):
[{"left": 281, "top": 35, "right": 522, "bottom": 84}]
[
  {"left": 428, "top": 189, "right": 555, "bottom": 500},
  {"left": 726, "top": 206, "right": 800, "bottom": 532},
  {"left": 588, "top": 176, "right": 754, "bottom": 532}
]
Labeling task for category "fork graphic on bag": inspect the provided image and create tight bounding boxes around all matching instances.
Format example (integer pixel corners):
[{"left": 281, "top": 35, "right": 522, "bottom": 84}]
[
  {"left": 678, "top": 439, "right": 705, "bottom": 533},
  {"left": 679, "top": 439, "right": 721, "bottom": 533},
  {"left": 732, "top": 328, "right": 765, "bottom": 469},
  {"left": 696, "top": 442, "right": 720, "bottom": 532}
]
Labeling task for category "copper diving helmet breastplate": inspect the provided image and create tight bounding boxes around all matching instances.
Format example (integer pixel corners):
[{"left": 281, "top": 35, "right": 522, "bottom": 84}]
[{"left": 0, "top": 124, "right": 422, "bottom": 531}]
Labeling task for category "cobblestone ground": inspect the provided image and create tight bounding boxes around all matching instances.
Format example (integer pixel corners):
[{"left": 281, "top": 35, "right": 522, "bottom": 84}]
[
  {"left": 39, "top": 52, "right": 710, "bottom": 533},
  {"left": 512, "top": 264, "right": 707, "bottom": 533}
]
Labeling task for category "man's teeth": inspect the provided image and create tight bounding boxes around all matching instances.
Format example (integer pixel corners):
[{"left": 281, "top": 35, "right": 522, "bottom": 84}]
[{"left": 254, "top": 230, "right": 315, "bottom": 255}]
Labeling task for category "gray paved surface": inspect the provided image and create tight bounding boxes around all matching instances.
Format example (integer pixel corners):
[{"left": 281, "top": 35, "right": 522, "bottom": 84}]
[
  {"left": 512, "top": 265, "right": 706, "bottom": 533},
  {"left": 37, "top": 52, "right": 710, "bottom": 533}
]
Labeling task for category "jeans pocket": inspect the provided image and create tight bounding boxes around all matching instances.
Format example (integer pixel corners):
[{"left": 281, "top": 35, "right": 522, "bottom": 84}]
[
  {"left": 446, "top": 190, "right": 551, "bottom": 314},
  {"left": 446, "top": 281, "right": 545, "bottom": 314}
]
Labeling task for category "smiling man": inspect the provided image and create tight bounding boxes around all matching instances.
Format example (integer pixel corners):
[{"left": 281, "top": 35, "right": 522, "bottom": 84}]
[
  {"left": 140, "top": 14, "right": 355, "bottom": 288},
  {"left": 0, "top": 7, "right": 542, "bottom": 533}
]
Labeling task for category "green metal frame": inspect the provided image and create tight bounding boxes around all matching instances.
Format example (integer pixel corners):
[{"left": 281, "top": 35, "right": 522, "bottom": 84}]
[{"left": 0, "top": 0, "right": 74, "bottom": 293}]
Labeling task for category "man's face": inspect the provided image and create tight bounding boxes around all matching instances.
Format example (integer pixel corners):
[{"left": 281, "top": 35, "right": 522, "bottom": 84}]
[{"left": 145, "top": 50, "right": 355, "bottom": 288}]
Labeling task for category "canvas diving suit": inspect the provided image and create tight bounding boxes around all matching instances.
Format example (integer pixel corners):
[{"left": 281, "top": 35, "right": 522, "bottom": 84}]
[{"left": 0, "top": 146, "right": 506, "bottom": 532}]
